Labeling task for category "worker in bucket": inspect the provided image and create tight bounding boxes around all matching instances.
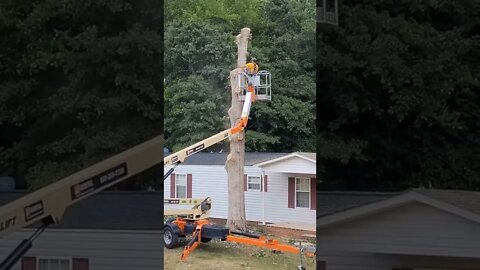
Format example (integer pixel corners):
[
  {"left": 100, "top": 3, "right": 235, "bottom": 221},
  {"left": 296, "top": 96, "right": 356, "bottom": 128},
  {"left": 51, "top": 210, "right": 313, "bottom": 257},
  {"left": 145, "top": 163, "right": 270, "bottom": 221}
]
[{"left": 244, "top": 57, "right": 259, "bottom": 86}]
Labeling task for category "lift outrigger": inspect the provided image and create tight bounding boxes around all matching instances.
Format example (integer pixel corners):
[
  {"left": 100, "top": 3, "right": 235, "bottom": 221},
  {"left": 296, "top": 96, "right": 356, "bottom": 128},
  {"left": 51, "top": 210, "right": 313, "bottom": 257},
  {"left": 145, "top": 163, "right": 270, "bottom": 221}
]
[{"left": 163, "top": 71, "right": 315, "bottom": 269}]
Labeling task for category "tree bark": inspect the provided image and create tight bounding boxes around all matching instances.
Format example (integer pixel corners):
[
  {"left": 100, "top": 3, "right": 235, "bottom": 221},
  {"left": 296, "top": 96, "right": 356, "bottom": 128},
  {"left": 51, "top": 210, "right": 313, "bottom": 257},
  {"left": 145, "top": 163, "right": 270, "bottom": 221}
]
[{"left": 225, "top": 28, "right": 251, "bottom": 231}]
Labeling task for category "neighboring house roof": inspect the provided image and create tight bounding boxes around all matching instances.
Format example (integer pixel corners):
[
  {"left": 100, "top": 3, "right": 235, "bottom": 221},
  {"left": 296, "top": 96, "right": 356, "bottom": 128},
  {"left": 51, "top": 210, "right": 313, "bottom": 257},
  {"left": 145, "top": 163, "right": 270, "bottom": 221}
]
[
  {"left": 178, "top": 152, "right": 315, "bottom": 166},
  {"left": 255, "top": 152, "right": 316, "bottom": 167},
  {"left": 414, "top": 189, "right": 480, "bottom": 216},
  {"left": 317, "top": 188, "right": 480, "bottom": 229},
  {"left": 0, "top": 191, "right": 162, "bottom": 230},
  {"left": 317, "top": 191, "right": 398, "bottom": 218},
  {"left": 297, "top": 152, "right": 316, "bottom": 161}
]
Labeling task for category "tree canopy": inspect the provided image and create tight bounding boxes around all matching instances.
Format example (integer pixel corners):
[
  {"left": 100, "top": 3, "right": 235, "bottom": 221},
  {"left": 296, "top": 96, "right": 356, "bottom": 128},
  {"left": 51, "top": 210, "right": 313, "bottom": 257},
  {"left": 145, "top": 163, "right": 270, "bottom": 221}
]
[
  {"left": 0, "top": 0, "right": 163, "bottom": 190},
  {"left": 318, "top": 0, "right": 480, "bottom": 191},
  {"left": 164, "top": 0, "right": 316, "bottom": 153}
]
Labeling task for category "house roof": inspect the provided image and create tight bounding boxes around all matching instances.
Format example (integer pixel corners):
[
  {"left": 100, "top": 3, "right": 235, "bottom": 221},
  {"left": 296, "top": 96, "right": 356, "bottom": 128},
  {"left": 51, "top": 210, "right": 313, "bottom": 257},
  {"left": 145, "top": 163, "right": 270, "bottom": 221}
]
[
  {"left": 296, "top": 152, "right": 316, "bottom": 161},
  {"left": 178, "top": 152, "right": 315, "bottom": 166},
  {"left": 317, "top": 191, "right": 398, "bottom": 218},
  {"left": 414, "top": 189, "right": 480, "bottom": 216},
  {"left": 180, "top": 152, "right": 290, "bottom": 165},
  {"left": 317, "top": 188, "right": 480, "bottom": 229},
  {"left": 255, "top": 152, "right": 316, "bottom": 167},
  {"left": 0, "top": 191, "right": 162, "bottom": 230}
]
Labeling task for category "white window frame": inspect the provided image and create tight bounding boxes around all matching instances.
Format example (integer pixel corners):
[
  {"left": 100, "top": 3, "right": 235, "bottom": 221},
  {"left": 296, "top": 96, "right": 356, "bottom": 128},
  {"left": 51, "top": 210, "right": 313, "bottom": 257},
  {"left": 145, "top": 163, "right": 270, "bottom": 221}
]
[
  {"left": 36, "top": 256, "right": 72, "bottom": 270},
  {"left": 175, "top": 173, "right": 187, "bottom": 198},
  {"left": 295, "top": 177, "right": 310, "bottom": 208},
  {"left": 247, "top": 175, "right": 261, "bottom": 191}
]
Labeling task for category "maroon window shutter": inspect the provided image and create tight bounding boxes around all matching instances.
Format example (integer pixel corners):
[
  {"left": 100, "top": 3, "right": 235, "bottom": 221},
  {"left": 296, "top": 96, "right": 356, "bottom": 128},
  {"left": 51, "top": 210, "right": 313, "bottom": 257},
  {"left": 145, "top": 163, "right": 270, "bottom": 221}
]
[
  {"left": 21, "top": 257, "right": 36, "bottom": 270},
  {"left": 170, "top": 174, "right": 176, "bottom": 198},
  {"left": 264, "top": 175, "right": 268, "bottom": 192},
  {"left": 311, "top": 178, "right": 316, "bottom": 210},
  {"left": 187, "top": 174, "right": 192, "bottom": 198},
  {"left": 72, "top": 258, "right": 89, "bottom": 270},
  {"left": 288, "top": 177, "right": 295, "bottom": 208},
  {"left": 244, "top": 174, "right": 247, "bottom": 191}
]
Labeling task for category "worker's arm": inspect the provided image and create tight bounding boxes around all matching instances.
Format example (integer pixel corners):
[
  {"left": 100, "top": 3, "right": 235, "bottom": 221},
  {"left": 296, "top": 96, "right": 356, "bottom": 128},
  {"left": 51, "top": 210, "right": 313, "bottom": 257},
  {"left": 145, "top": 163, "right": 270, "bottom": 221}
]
[{"left": 0, "top": 135, "right": 163, "bottom": 238}]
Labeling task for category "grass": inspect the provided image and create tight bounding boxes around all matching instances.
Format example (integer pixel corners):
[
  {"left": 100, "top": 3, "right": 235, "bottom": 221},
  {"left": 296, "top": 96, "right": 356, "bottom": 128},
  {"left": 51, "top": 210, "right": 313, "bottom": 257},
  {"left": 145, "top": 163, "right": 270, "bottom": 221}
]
[{"left": 164, "top": 238, "right": 316, "bottom": 270}]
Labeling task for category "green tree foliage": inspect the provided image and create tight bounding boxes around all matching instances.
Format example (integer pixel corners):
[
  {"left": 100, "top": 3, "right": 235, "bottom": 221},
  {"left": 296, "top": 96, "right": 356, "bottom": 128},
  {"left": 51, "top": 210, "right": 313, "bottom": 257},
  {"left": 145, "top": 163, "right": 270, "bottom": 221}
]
[
  {"left": 164, "top": 0, "right": 316, "bottom": 153},
  {"left": 165, "top": 0, "right": 266, "bottom": 30},
  {"left": 165, "top": 75, "right": 228, "bottom": 152},
  {"left": 318, "top": 1, "right": 480, "bottom": 190},
  {"left": 0, "top": 0, "right": 162, "bottom": 190}
]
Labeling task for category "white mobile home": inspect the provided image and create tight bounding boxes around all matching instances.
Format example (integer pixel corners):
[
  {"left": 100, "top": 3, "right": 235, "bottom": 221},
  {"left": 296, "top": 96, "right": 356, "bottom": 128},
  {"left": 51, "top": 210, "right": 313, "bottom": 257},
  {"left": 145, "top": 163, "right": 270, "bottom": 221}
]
[
  {"left": 164, "top": 152, "right": 316, "bottom": 227},
  {"left": 316, "top": 189, "right": 480, "bottom": 270}
]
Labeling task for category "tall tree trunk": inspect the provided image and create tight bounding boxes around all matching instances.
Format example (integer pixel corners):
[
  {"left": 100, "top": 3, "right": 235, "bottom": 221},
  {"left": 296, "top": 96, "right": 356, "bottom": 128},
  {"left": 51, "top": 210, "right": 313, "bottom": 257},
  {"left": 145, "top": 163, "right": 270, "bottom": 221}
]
[{"left": 225, "top": 28, "right": 251, "bottom": 231}]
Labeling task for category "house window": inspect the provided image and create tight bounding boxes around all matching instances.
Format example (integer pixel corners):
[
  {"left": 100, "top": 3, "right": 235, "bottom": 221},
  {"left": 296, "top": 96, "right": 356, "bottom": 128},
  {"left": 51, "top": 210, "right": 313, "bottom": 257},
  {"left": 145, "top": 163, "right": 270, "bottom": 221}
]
[
  {"left": 37, "top": 257, "right": 71, "bottom": 270},
  {"left": 176, "top": 174, "right": 187, "bottom": 198},
  {"left": 295, "top": 177, "right": 310, "bottom": 208},
  {"left": 247, "top": 175, "right": 261, "bottom": 191}
]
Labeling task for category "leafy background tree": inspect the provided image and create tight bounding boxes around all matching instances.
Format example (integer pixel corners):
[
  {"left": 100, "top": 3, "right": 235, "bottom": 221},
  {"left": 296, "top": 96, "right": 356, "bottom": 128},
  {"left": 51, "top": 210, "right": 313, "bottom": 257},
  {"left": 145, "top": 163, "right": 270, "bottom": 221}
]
[
  {"left": 318, "top": 0, "right": 480, "bottom": 191},
  {"left": 0, "top": 0, "right": 163, "bottom": 190},
  {"left": 164, "top": 0, "right": 316, "bottom": 153}
]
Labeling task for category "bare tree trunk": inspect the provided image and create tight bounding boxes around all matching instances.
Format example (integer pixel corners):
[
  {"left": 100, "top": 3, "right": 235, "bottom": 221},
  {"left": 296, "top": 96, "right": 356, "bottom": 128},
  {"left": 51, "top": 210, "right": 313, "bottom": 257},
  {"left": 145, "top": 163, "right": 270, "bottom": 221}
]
[{"left": 225, "top": 28, "right": 251, "bottom": 231}]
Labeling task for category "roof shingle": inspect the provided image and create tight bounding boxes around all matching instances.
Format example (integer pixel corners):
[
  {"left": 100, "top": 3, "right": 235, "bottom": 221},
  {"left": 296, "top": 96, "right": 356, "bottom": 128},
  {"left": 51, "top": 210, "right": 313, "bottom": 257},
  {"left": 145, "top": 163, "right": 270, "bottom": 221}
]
[
  {"left": 414, "top": 188, "right": 480, "bottom": 216},
  {"left": 179, "top": 152, "right": 290, "bottom": 166},
  {"left": 317, "top": 191, "right": 397, "bottom": 218},
  {"left": 317, "top": 188, "right": 480, "bottom": 220}
]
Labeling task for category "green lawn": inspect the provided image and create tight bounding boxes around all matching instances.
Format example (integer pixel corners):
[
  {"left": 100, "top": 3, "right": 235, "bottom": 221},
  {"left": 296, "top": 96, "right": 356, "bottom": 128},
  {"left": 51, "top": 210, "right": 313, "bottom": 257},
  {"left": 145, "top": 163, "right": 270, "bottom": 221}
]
[{"left": 164, "top": 239, "right": 316, "bottom": 270}]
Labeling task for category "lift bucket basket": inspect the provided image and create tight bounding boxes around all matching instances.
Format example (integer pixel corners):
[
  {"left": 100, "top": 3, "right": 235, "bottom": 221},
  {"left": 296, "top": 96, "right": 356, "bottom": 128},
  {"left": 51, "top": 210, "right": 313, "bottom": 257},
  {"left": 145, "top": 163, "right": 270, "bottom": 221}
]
[{"left": 238, "top": 71, "right": 271, "bottom": 101}]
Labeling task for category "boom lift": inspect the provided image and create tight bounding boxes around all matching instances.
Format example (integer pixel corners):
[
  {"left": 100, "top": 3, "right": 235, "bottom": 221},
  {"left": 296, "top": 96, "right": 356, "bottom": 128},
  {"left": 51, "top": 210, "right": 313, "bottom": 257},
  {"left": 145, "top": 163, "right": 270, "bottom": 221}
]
[
  {"left": 163, "top": 72, "right": 316, "bottom": 269},
  {"left": 0, "top": 68, "right": 312, "bottom": 269},
  {"left": 0, "top": 69, "right": 269, "bottom": 269}
]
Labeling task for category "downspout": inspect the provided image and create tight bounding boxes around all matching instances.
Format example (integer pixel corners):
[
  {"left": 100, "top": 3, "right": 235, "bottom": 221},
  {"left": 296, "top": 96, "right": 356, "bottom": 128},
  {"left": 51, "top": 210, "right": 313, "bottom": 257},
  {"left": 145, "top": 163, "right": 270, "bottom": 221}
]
[{"left": 261, "top": 169, "right": 266, "bottom": 225}]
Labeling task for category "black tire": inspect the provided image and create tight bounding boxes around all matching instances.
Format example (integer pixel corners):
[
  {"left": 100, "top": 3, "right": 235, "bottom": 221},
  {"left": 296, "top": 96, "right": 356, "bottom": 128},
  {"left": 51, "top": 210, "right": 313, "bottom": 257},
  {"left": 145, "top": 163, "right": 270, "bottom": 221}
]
[
  {"left": 201, "top": 237, "right": 212, "bottom": 243},
  {"left": 165, "top": 217, "right": 175, "bottom": 223},
  {"left": 164, "top": 226, "right": 179, "bottom": 249}
]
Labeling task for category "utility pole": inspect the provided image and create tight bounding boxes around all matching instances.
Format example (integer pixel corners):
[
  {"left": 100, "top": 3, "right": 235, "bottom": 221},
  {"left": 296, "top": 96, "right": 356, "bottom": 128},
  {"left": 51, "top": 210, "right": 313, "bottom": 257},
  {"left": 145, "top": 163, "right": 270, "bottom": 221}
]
[{"left": 225, "top": 28, "right": 251, "bottom": 231}]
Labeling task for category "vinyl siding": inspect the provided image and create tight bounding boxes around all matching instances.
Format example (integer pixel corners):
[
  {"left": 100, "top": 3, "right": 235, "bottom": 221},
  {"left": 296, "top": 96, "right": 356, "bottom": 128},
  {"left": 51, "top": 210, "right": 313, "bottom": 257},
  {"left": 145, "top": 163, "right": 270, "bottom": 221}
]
[
  {"left": 165, "top": 165, "right": 229, "bottom": 219},
  {"left": 0, "top": 229, "right": 162, "bottom": 270},
  {"left": 261, "top": 172, "right": 315, "bottom": 224},
  {"left": 317, "top": 202, "right": 480, "bottom": 269},
  {"left": 164, "top": 165, "right": 316, "bottom": 226}
]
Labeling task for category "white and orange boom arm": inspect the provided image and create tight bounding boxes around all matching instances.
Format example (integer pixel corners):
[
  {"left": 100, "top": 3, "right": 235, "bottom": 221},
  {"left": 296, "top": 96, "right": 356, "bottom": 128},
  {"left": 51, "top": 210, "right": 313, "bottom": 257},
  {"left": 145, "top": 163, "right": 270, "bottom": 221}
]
[{"left": 164, "top": 86, "right": 255, "bottom": 167}]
